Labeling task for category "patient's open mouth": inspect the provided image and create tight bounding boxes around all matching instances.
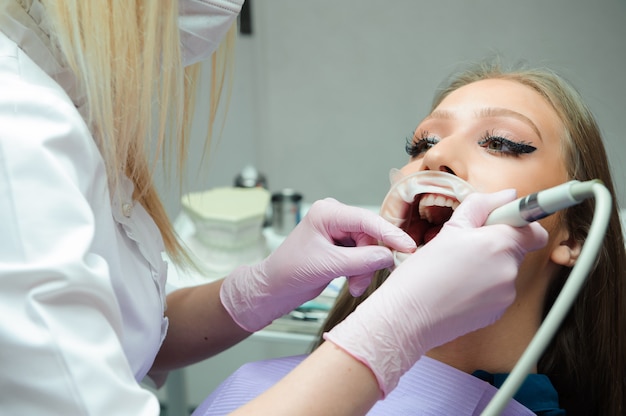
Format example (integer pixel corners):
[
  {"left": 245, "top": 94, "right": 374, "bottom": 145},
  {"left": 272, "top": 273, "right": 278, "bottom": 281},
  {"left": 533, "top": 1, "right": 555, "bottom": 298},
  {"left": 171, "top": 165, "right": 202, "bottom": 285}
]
[
  {"left": 402, "top": 193, "right": 459, "bottom": 246},
  {"left": 379, "top": 170, "right": 476, "bottom": 256}
]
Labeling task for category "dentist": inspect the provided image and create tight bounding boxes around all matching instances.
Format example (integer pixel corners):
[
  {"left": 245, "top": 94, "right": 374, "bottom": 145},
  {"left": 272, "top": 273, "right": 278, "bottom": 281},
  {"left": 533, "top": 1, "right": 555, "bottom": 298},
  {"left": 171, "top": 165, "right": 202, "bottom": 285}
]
[{"left": 0, "top": 1, "right": 547, "bottom": 414}]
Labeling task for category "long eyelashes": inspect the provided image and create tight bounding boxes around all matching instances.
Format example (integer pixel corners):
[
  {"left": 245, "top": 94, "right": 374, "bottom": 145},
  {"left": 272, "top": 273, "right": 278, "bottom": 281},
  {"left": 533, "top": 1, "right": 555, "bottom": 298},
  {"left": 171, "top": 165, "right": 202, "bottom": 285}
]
[
  {"left": 477, "top": 131, "right": 537, "bottom": 156},
  {"left": 405, "top": 130, "right": 537, "bottom": 158},
  {"left": 405, "top": 131, "right": 438, "bottom": 157}
]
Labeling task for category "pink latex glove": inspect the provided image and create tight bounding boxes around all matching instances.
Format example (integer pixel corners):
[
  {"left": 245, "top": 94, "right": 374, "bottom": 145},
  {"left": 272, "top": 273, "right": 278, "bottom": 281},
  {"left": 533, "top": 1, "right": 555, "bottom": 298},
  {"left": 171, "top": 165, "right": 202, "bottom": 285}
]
[
  {"left": 323, "top": 189, "right": 549, "bottom": 396},
  {"left": 220, "top": 198, "right": 417, "bottom": 332}
]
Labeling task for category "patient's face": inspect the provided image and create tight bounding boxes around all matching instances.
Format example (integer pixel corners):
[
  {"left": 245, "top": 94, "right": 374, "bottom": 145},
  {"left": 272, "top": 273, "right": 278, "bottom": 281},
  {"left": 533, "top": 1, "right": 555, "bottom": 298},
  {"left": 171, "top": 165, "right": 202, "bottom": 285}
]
[
  {"left": 402, "top": 78, "right": 568, "bottom": 202},
  {"left": 400, "top": 78, "right": 571, "bottom": 299}
]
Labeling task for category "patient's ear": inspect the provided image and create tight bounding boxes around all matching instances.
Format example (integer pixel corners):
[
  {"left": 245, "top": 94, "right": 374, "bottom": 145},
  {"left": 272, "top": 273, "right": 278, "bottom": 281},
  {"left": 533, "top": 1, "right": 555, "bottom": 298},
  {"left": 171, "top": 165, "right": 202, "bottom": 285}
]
[{"left": 551, "top": 230, "right": 582, "bottom": 267}]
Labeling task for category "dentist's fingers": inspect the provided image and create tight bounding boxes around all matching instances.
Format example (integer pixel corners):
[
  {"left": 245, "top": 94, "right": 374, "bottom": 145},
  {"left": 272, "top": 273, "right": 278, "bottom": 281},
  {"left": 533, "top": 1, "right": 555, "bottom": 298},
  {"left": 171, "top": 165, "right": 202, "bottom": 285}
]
[
  {"left": 222, "top": 198, "right": 410, "bottom": 332},
  {"left": 448, "top": 189, "right": 518, "bottom": 229},
  {"left": 315, "top": 198, "right": 416, "bottom": 253},
  {"left": 497, "top": 221, "right": 549, "bottom": 254},
  {"left": 347, "top": 275, "right": 373, "bottom": 297}
]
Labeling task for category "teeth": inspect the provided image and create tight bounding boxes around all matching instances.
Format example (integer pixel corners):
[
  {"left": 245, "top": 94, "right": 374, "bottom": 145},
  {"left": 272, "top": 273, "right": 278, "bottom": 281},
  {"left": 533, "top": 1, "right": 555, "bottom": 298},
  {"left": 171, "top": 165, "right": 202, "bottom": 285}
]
[{"left": 418, "top": 194, "right": 460, "bottom": 222}]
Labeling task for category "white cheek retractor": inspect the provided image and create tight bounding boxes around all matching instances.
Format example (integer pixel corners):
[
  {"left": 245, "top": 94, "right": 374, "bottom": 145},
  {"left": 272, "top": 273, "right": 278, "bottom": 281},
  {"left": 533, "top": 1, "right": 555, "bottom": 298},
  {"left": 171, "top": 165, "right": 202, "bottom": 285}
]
[
  {"left": 379, "top": 169, "right": 476, "bottom": 268},
  {"left": 380, "top": 169, "right": 476, "bottom": 226}
]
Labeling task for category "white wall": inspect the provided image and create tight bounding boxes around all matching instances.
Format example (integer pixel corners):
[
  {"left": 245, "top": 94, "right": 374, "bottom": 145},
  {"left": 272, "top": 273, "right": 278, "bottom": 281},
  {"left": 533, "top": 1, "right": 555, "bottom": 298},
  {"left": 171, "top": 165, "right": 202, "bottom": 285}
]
[{"left": 159, "top": 0, "right": 626, "bottom": 218}]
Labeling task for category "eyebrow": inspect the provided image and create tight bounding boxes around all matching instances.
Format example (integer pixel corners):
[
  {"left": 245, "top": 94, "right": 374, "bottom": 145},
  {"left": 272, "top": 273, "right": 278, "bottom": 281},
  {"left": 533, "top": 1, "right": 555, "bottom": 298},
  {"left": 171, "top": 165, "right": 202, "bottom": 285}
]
[{"left": 426, "top": 108, "right": 543, "bottom": 142}]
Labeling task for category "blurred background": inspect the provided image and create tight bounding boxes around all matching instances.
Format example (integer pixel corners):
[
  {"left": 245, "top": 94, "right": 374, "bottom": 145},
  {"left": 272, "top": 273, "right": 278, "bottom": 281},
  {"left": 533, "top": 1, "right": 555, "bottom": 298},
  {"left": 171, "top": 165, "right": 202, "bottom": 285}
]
[
  {"left": 153, "top": 1, "right": 626, "bottom": 413},
  {"left": 156, "top": 0, "right": 626, "bottom": 220}
]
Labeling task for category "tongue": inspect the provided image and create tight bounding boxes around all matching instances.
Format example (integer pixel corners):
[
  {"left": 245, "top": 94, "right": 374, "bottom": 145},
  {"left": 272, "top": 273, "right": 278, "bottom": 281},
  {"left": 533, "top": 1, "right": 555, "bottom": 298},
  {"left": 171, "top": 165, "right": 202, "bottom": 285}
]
[
  {"left": 424, "top": 205, "right": 454, "bottom": 225},
  {"left": 424, "top": 224, "right": 443, "bottom": 244}
]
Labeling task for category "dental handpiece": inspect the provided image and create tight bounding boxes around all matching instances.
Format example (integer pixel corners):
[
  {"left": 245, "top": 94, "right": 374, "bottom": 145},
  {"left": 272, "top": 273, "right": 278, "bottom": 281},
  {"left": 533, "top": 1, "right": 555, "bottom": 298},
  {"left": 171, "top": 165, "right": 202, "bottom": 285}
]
[{"left": 484, "top": 180, "right": 601, "bottom": 226}]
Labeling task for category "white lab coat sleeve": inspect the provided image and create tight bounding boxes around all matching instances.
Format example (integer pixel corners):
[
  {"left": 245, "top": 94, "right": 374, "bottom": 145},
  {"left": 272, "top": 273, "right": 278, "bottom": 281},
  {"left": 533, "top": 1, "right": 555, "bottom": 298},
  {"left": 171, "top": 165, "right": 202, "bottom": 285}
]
[
  {"left": 179, "top": 0, "right": 244, "bottom": 66},
  {"left": 0, "top": 69, "right": 159, "bottom": 413}
]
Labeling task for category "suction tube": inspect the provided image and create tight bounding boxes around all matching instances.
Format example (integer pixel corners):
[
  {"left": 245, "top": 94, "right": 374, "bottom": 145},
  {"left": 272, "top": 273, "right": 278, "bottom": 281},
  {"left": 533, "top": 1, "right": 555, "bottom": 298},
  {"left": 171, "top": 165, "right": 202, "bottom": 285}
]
[{"left": 481, "top": 180, "right": 611, "bottom": 415}]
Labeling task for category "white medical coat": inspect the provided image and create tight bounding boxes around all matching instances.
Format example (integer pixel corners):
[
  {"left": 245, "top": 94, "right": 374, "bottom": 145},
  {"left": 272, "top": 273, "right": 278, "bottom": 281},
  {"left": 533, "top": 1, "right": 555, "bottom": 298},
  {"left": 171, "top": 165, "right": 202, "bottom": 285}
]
[{"left": 0, "top": 0, "right": 243, "bottom": 414}]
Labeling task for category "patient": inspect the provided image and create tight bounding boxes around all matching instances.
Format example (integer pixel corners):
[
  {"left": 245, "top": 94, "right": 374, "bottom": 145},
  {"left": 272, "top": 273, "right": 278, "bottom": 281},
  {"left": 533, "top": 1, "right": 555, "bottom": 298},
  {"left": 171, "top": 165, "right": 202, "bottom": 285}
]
[{"left": 192, "top": 60, "right": 626, "bottom": 415}]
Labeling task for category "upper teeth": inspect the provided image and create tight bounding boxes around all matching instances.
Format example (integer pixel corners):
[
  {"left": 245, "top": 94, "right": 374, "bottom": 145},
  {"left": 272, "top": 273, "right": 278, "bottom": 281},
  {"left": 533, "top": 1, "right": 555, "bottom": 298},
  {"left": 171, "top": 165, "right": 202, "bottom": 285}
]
[{"left": 418, "top": 194, "right": 460, "bottom": 222}]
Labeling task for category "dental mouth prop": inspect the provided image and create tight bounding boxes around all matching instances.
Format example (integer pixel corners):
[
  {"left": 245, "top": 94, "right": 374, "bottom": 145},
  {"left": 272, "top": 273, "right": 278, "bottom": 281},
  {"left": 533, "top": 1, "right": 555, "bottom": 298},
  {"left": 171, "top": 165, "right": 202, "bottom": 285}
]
[
  {"left": 379, "top": 169, "right": 476, "bottom": 268},
  {"left": 379, "top": 169, "right": 612, "bottom": 416}
]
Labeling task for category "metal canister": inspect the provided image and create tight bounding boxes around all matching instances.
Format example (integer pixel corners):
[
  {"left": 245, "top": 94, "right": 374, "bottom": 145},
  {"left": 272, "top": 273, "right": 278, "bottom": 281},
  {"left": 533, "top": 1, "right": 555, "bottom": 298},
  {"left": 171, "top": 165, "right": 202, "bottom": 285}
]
[
  {"left": 235, "top": 165, "right": 271, "bottom": 226},
  {"left": 271, "top": 189, "right": 303, "bottom": 236}
]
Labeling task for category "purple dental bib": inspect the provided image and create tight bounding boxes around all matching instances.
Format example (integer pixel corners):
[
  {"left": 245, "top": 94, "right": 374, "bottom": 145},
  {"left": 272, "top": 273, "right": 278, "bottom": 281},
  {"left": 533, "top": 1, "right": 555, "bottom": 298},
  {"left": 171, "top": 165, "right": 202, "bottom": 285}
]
[{"left": 192, "top": 355, "right": 534, "bottom": 415}]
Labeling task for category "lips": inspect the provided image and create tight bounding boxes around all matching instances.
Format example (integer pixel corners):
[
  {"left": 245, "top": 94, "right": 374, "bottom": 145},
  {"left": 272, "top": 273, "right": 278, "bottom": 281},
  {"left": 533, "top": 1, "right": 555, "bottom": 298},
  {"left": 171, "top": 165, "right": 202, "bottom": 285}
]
[{"left": 402, "top": 193, "right": 459, "bottom": 246}]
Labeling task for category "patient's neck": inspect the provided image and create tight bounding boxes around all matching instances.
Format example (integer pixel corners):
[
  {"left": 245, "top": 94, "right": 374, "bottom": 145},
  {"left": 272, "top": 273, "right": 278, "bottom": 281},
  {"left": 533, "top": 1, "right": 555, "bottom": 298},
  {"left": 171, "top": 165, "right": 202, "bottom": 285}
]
[
  {"left": 426, "top": 297, "right": 542, "bottom": 375},
  {"left": 426, "top": 248, "right": 562, "bottom": 375}
]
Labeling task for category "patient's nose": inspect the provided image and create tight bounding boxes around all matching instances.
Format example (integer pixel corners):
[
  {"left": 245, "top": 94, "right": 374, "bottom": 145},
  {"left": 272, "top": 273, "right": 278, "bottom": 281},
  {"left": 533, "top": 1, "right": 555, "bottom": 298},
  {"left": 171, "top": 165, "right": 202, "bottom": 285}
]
[{"left": 419, "top": 137, "right": 465, "bottom": 178}]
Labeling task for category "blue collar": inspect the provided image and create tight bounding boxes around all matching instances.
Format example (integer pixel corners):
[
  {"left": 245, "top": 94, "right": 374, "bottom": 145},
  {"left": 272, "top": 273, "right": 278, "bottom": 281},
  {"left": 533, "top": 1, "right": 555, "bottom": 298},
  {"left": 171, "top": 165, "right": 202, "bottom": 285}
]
[{"left": 472, "top": 370, "right": 565, "bottom": 415}]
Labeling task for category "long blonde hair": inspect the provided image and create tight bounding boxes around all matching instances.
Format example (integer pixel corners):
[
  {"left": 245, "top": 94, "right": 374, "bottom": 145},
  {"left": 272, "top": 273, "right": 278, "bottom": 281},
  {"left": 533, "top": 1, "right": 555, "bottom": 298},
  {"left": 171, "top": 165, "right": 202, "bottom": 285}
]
[{"left": 42, "top": 0, "right": 236, "bottom": 265}]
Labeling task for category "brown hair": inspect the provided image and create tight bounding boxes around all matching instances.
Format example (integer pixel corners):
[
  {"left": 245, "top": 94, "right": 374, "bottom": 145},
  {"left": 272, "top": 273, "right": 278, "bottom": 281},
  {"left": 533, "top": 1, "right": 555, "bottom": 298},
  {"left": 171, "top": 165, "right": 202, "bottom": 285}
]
[{"left": 316, "top": 60, "right": 626, "bottom": 415}]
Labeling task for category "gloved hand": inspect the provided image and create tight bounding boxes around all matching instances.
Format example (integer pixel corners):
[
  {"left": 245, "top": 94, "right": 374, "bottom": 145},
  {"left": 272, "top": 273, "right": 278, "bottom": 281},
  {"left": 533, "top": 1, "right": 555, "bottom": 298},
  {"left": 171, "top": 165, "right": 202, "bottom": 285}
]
[
  {"left": 220, "top": 198, "right": 417, "bottom": 332},
  {"left": 323, "top": 189, "right": 549, "bottom": 396}
]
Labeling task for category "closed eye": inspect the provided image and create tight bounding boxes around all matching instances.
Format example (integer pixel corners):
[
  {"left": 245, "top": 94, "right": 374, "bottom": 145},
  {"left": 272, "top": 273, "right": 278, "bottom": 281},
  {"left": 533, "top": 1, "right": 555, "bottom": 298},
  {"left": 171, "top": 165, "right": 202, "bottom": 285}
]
[{"left": 405, "top": 131, "right": 439, "bottom": 158}]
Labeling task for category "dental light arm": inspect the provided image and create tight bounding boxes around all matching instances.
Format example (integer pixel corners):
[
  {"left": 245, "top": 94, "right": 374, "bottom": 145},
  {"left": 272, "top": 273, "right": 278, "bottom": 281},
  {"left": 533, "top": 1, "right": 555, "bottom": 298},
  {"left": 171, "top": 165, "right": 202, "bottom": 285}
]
[{"left": 481, "top": 179, "right": 612, "bottom": 415}]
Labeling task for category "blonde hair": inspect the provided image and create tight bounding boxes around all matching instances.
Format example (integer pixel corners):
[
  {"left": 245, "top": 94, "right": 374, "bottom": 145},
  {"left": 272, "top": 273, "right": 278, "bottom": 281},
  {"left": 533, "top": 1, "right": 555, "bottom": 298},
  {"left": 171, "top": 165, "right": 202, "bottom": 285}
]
[{"left": 42, "top": 0, "right": 236, "bottom": 266}]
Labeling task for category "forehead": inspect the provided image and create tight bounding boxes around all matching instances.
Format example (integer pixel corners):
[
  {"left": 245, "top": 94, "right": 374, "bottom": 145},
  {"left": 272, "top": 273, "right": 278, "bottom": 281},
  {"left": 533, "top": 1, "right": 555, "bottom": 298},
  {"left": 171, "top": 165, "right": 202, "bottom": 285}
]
[
  {"left": 435, "top": 79, "right": 558, "bottom": 120},
  {"left": 432, "top": 78, "right": 564, "bottom": 143},
  {"left": 438, "top": 78, "right": 548, "bottom": 108}
]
